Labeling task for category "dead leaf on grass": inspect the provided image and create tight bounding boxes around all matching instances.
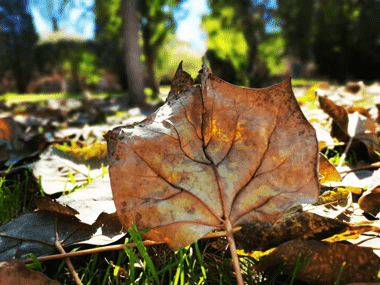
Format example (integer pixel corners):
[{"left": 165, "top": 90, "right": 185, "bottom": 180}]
[
  {"left": 166, "top": 61, "right": 195, "bottom": 103},
  {"left": 31, "top": 145, "right": 107, "bottom": 195},
  {"left": 323, "top": 223, "right": 380, "bottom": 243},
  {"left": 318, "top": 95, "right": 380, "bottom": 162},
  {"left": 34, "top": 196, "right": 79, "bottom": 216},
  {"left": 359, "top": 168, "right": 380, "bottom": 217},
  {"left": 106, "top": 62, "right": 319, "bottom": 251},
  {"left": 304, "top": 187, "right": 353, "bottom": 220},
  {"left": 319, "top": 153, "right": 341, "bottom": 184},
  {"left": 255, "top": 239, "right": 380, "bottom": 284},
  {"left": 55, "top": 174, "right": 116, "bottom": 225},
  {"left": 318, "top": 95, "right": 350, "bottom": 141},
  {"left": 0, "top": 117, "right": 46, "bottom": 169},
  {"left": 235, "top": 211, "right": 347, "bottom": 252},
  {"left": 0, "top": 210, "right": 124, "bottom": 262},
  {"left": 0, "top": 259, "right": 60, "bottom": 285}
]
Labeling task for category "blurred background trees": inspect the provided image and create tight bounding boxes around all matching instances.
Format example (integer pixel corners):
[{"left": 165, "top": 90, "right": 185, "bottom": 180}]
[
  {"left": 202, "top": 0, "right": 275, "bottom": 87},
  {"left": 0, "top": 0, "right": 38, "bottom": 93},
  {"left": 277, "top": 0, "right": 380, "bottom": 82},
  {"left": 0, "top": 0, "right": 380, "bottom": 102}
]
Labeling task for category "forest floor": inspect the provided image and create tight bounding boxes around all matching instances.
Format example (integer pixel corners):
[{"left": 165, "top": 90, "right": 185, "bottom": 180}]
[{"left": 1, "top": 79, "right": 380, "bottom": 284}]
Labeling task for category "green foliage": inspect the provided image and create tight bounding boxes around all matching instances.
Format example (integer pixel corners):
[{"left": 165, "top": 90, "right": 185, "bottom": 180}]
[
  {"left": 202, "top": 0, "right": 273, "bottom": 87},
  {"left": 291, "top": 78, "right": 326, "bottom": 86},
  {"left": 155, "top": 34, "right": 202, "bottom": 83},
  {"left": 62, "top": 49, "right": 101, "bottom": 87},
  {"left": 79, "top": 52, "right": 102, "bottom": 85},
  {"left": 53, "top": 142, "right": 107, "bottom": 162},
  {"left": 289, "top": 253, "right": 313, "bottom": 285},
  {"left": 0, "top": 176, "right": 20, "bottom": 224},
  {"left": 277, "top": 0, "right": 380, "bottom": 81},
  {"left": 258, "top": 33, "right": 287, "bottom": 76},
  {"left": 202, "top": 5, "right": 249, "bottom": 84},
  {"left": 95, "top": 0, "right": 123, "bottom": 42},
  {"left": 202, "top": 7, "right": 248, "bottom": 72}
]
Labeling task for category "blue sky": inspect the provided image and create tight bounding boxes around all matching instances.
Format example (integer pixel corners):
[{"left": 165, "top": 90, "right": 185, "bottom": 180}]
[
  {"left": 29, "top": 0, "right": 277, "bottom": 52},
  {"left": 29, "top": 0, "right": 95, "bottom": 38},
  {"left": 173, "top": 0, "right": 210, "bottom": 52}
]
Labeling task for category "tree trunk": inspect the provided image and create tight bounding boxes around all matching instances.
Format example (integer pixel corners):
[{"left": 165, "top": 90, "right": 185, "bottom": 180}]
[
  {"left": 13, "top": 38, "right": 31, "bottom": 94},
  {"left": 143, "top": 44, "right": 159, "bottom": 98},
  {"left": 140, "top": 0, "right": 159, "bottom": 99},
  {"left": 52, "top": 17, "right": 59, "bottom": 31},
  {"left": 121, "top": 0, "right": 145, "bottom": 107}
]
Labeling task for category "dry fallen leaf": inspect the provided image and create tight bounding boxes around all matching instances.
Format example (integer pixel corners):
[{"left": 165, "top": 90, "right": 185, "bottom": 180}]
[
  {"left": 34, "top": 196, "right": 79, "bottom": 216},
  {"left": 0, "top": 210, "right": 124, "bottom": 262},
  {"left": 303, "top": 187, "right": 353, "bottom": 221},
  {"left": 318, "top": 95, "right": 350, "bottom": 142},
  {"left": 32, "top": 145, "right": 107, "bottom": 195},
  {"left": 359, "top": 168, "right": 380, "bottom": 218},
  {"left": 235, "top": 211, "right": 348, "bottom": 252},
  {"left": 254, "top": 239, "right": 380, "bottom": 284},
  {"left": 319, "top": 153, "right": 341, "bottom": 184},
  {"left": 0, "top": 116, "right": 45, "bottom": 169},
  {"left": 318, "top": 95, "right": 380, "bottom": 162},
  {"left": 105, "top": 62, "right": 319, "bottom": 283},
  {"left": 0, "top": 259, "right": 60, "bottom": 285},
  {"left": 106, "top": 62, "right": 319, "bottom": 249}
]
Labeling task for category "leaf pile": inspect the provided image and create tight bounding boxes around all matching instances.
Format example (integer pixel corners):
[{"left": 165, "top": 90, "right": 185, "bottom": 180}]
[{"left": 1, "top": 62, "right": 380, "bottom": 284}]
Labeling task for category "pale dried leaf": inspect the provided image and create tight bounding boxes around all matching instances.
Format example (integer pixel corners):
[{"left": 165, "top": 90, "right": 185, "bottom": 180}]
[{"left": 106, "top": 63, "right": 319, "bottom": 249}]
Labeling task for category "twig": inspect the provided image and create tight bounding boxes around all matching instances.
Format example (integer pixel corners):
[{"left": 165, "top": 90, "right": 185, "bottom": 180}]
[
  {"left": 337, "top": 136, "right": 353, "bottom": 170},
  {"left": 339, "top": 162, "right": 380, "bottom": 174},
  {"left": 23, "top": 228, "right": 241, "bottom": 264},
  {"left": 55, "top": 219, "right": 82, "bottom": 285}
]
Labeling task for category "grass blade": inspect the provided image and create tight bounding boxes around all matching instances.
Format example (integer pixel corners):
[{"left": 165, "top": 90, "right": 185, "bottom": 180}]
[{"left": 129, "top": 225, "right": 160, "bottom": 285}]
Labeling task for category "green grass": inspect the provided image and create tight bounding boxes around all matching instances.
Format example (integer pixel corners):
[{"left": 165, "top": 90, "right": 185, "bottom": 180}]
[
  {"left": 29, "top": 225, "right": 373, "bottom": 285},
  {"left": 0, "top": 92, "right": 123, "bottom": 103},
  {"left": 323, "top": 144, "right": 361, "bottom": 167},
  {"left": 290, "top": 78, "right": 326, "bottom": 87},
  {"left": 0, "top": 169, "right": 36, "bottom": 225},
  {"left": 27, "top": 226, "right": 291, "bottom": 284},
  {"left": 0, "top": 86, "right": 173, "bottom": 104}
]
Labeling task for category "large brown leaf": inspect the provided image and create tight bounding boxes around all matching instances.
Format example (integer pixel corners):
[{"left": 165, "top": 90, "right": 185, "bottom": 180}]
[
  {"left": 105, "top": 63, "right": 319, "bottom": 250},
  {"left": 254, "top": 239, "right": 380, "bottom": 284}
]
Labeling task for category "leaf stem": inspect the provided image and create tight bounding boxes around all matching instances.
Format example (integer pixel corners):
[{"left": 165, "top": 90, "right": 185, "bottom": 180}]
[{"left": 225, "top": 218, "right": 244, "bottom": 285}]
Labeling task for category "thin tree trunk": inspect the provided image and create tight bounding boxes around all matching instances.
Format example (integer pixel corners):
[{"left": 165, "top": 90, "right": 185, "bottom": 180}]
[
  {"left": 122, "top": 0, "right": 145, "bottom": 107},
  {"left": 144, "top": 48, "right": 159, "bottom": 98},
  {"left": 14, "top": 39, "right": 28, "bottom": 93},
  {"left": 140, "top": 0, "right": 159, "bottom": 99},
  {"left": 52, "top": 17, "right": 59, "bottom": 31}
]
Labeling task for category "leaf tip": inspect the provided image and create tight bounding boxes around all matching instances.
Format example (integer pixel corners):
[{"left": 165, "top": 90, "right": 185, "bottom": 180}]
[{"left": 167, "top": 61, "right": 195, "bottom": 100}]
